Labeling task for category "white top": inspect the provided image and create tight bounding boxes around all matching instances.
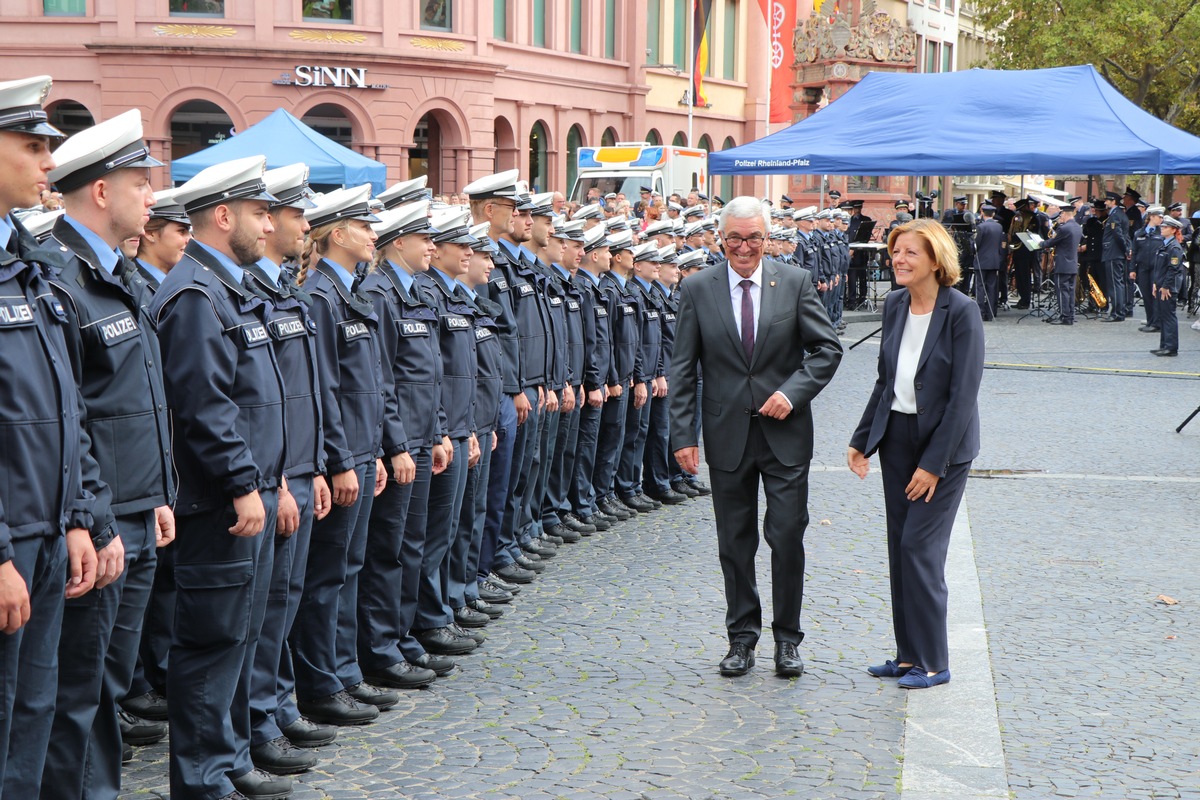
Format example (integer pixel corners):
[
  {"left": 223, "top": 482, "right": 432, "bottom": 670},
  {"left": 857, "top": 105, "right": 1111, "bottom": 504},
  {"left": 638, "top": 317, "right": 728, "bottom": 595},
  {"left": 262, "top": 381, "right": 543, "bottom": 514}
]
[
  {"left": 891, "top": 307, "right": 933, "bottom": 413},
  {"left": 727, "top": 262, "right": 762, "bottom": 334}
]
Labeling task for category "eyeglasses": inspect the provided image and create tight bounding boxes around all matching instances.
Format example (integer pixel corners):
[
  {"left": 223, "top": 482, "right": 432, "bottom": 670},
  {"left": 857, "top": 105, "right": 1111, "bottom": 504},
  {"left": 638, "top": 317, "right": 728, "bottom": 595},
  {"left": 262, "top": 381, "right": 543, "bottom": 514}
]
[{"left": 724, "top": 234, "right": 766, "bottom": 248}]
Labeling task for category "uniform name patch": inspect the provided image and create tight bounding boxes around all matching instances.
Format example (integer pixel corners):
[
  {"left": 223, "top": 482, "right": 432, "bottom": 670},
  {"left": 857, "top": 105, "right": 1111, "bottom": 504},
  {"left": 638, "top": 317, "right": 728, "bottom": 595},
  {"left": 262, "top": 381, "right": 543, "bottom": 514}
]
[
  {"left": 567, "top": 300, "right": 580, "bottom": 311},
  {"left": 99, "top": 313, "right": 139, "bottom": 345},
  {"left": 622, "top": 305, "right": 634, "bottom": 315},
  {"left": 401, "top": 321, "right": 430, "bottom": 337},
  {"left": 271, "top": 316, "right": 306, "bottom": 339},
  {"left": 341, "top": 320, "right": 370, "bottom": 341},
  {"left": 646, "top": 310, "right": 660, "bottom": 320},
  {"left": 516, "top": 283, "right": 535, "bottom": 297},
  {"left": 243, "top": 324, "right": 269, "bottom": 346},
  {"left": 665, "top": 313, "right": 677, "bottom": 322},
  {"left": 0, "top": 300, "right": 34, "bottom": 326},
  {"left": 443, "top": 315, "right": 471, "bottom": 330},
  {"left": 549, "top": 296, "right": 563, "bottom": 306},
  {"left": 595, "top": 307, "right": 608, "bottom": 317},
  {"left": 492, "top": 277, "right": 509, "bottom": 291},
  {"left": 475, "top": 327, "right": 494, "bottom": 341}
]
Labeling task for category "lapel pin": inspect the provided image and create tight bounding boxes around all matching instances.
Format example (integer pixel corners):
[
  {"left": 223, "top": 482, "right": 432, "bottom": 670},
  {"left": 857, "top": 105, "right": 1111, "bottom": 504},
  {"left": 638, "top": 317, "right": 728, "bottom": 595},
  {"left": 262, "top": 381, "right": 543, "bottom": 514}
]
[{"left": 769, "top": 281, "right": 776, "bottom": 287}]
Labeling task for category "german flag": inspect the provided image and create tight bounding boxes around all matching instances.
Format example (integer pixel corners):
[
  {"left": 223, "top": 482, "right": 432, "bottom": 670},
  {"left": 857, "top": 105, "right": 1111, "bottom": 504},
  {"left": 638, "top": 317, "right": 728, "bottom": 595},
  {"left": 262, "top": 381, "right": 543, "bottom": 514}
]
[{"left": 691, "top": 0, "right": 713, "bottom": 106}]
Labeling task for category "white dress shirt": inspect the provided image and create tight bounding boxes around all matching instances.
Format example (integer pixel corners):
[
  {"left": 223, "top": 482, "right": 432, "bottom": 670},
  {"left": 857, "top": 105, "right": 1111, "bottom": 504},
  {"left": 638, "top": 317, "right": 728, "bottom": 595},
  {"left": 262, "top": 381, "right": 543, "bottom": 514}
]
[
  {"left": 891, "top": 308, "right": 933, "bottom": 413},
  {"left": 728, "top": 262, "right": 762, "bottom": 334}
]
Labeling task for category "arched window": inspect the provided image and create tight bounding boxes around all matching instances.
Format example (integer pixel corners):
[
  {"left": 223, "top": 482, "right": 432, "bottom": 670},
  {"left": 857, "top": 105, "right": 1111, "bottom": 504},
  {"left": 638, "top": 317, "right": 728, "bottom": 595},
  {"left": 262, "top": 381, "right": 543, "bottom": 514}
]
[
  {"left": 529, "top": 121, "right": 550, "bottom": 193},
  {"left": 646, "top": 129, "right": 661, "bottom": 146},
  {"left": 169, "top": 100, "right": 234, "bottom": 161},
  {"left": 566, "top": 124, "right": 586, "bottom": 196},
  {"left": 46, "top": 100, "right": 94, "bottom": 138},
  {"left": 601, "top": 127, "right": 618, "bottom": 147},
  {"left": 672, "top": 131, "right": 687, "bottom": 147},
  {"left": 301, "top": 103, "right": 354, "bottom": 147}
]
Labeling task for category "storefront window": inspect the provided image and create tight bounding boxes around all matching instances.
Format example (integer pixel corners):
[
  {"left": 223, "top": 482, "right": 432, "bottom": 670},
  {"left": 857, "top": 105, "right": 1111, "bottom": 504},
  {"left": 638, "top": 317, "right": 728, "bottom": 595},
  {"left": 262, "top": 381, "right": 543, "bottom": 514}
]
[
  {"left": 303, "top": 0, "right": 352, "bottom": 22},
  {"left": 170, "top": 0, "right": 224, "bottom": 17},
  {"left": 44, "top": 0, "right": 86, "bottom": 15},
  {"left": 421, "top": 0, "right": 451, "bottom": 31}
]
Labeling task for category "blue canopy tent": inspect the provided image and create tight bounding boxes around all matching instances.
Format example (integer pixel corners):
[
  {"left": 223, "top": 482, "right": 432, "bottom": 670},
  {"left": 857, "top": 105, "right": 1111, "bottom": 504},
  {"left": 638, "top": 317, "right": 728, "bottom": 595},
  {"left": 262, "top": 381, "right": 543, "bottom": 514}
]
[
  {"left": 711, "top": 65, "right": 1200, "bottom": 176},
  {"left": 171, "top": 108, "right": 386, "bottom": 192}
]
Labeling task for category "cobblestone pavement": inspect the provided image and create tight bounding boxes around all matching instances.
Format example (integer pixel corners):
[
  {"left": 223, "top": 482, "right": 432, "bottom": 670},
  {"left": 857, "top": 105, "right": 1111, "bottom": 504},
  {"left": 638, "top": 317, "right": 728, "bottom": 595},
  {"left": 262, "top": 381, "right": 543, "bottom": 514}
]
[{"left": 121, "top": 301, "right": 1200, "bottom": 799}]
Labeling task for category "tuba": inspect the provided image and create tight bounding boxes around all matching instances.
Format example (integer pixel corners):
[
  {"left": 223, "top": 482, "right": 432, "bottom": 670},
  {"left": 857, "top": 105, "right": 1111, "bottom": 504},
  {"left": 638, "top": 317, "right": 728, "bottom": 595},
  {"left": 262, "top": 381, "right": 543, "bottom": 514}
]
[{"left": 1087, "top": 273, "right": 1106, "bottom": 309}]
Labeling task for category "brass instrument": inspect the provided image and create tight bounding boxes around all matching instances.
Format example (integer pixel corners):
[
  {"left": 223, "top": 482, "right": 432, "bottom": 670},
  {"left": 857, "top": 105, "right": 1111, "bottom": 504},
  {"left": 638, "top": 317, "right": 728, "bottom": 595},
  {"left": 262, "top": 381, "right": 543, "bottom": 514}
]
[{"left": 1087, "top": 273, "right": 1106, "bottom": 309}]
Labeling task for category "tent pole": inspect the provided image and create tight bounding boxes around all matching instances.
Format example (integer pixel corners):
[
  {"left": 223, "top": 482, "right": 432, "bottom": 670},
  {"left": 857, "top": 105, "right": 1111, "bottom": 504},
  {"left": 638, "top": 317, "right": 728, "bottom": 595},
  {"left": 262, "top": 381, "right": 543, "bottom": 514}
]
[
  {"left": 1155, "top": 174, "right": 1162, "bottom": 203},
  {"left": 763, "top": 7, "right": 771, "bottom": 201}
]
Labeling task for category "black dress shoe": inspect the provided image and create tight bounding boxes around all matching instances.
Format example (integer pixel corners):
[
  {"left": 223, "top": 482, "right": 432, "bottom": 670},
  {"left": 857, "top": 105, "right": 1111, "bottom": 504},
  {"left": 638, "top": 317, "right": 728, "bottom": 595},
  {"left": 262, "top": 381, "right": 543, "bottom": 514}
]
[
  {"left": 594, "top": 507, "right": 622, "bottom": 524},
  {"left": 122, "top": 742, "right": 133, "bottom": 765},
  {"left": 410, "top": 652, "right": 457, "bottom": 677},
  {"left": 542, "top": 531, "right": 564, "bottom": 546},
  {"left": 599, "top": 497, "right": 633, "bottom": 519},
  {"left": 230, "top": 767, "right": 293, "bottom": 800},
  {"left": 578, "top": 513, "right": 610, "bottom": 531},
  {"left": 1139, "top": 324, "right": 1161, "bottom": 332},
  {"left": 719, "top": 643, "right": 755, "bottom": 677},
  {"left": 467, "top": 597, "right": 505, "bottom": 619},
  {"left": 217, "top": 793, "right": 249, "bottom": 800},
  {"left": 250, "top": 736, "right": 318, "bottom": 775},
  {"left": 1152, "top": 348, "right": 1179, "bottom": 356},
  {"left": 450, "top": 621, "right": 486, "bottom": 645},
  {"left": 688, "top": 479, "right": 711, "bottom": 496},
  {"left": 363, "top": 661, "right": 436, "bottom": 689},
  {"left": 454, "top": 605, "right": 491, "bottom": 628},
  {"left": 119, "top": 708, "right": 167, "bottom": 745},
  {"left": 477, "top": 580, "right": 514, "bottom": 604},
  {"left": 345, "top": 681, "right": 399, "bottom": 709},
  {"left": 121, "top": 689, "right": 168, "bottom": 721},
  {"left": 514, "top": 554, "right": 546, "bottom": 572},
  {"left": 646, "top": 488, "right": 688, "bottom": 505},
  {"left": 493, "top": 562, "right": 535, "bottom": 584},
  {"left": 415, "top": 626, "right": 478, "bottom": 655},
  {"left": 545, "top": 522, "right": 581, "bottom": 543},
  {"left": 620, "top": 494, "right": 655, "bottom": 512},
  {"left": 281, "top": 716, "right": 337, "bottom": 748},
  {"left": 561, "top": 512, "right": 597, "bottom": 534},
  {"left": 297, "top": 690, "right": 379, "bottom": 726},
  {"left": 774, "top": 642, "right": 805, "bottom": 678},
  {"left": 670, "top": 479, "right": 700, "bottom": 498},
  {"left": 522, "top": 538, "right": 557, "bottom": 558},
  {"left": 635, "top": 492, "right": 663, "bottom": 509}
]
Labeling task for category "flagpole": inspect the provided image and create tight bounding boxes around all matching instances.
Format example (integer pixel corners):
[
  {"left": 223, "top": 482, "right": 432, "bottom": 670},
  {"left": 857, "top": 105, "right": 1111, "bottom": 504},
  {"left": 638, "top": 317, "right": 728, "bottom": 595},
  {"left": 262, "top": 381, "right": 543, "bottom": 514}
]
[
  {"left": 764, "top": 3, "right": 772, "bottom": 200},
  {"left": 687, "top": 0, "right": 695, "bottom": 147}
]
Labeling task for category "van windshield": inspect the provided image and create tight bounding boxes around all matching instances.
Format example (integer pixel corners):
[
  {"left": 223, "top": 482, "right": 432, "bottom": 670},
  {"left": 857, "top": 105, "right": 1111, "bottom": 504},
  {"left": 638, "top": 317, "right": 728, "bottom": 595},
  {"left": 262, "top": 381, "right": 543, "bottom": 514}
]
[{"left": 570, "top": 175, "right": 659, "bottom": 205}]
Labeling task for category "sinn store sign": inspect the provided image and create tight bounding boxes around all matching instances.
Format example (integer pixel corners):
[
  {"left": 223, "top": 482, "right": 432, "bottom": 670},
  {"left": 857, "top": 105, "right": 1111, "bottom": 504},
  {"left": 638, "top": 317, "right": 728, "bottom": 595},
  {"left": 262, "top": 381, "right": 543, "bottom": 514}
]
[{"left": 273, "top": 66, "right": 389, "bottom": 90}]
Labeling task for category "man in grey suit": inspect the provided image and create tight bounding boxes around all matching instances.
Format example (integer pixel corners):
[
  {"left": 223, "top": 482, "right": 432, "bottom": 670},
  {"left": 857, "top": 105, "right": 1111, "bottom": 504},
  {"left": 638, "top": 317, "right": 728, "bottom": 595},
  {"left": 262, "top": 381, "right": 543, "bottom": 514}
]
[
  {"left": 669, "top": 196, "right": 843, "bottom": 678},
  {"left": 1040, "top": 205, "right": 1082, "bottom": 325}
]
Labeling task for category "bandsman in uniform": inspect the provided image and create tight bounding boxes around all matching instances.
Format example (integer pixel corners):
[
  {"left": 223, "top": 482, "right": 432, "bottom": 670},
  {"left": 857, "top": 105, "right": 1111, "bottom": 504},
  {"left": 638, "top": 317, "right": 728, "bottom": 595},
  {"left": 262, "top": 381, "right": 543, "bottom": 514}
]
[{"left": 1100, "top": 190, "right": 1133, "bottom": 322}]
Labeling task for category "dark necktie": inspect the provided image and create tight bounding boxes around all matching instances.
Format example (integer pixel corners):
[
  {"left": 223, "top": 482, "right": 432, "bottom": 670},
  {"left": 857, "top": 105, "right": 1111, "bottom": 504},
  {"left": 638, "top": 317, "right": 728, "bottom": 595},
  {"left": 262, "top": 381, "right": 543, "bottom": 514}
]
[{"left": 739, "top": 278, "right": 754, "bottom": 361}]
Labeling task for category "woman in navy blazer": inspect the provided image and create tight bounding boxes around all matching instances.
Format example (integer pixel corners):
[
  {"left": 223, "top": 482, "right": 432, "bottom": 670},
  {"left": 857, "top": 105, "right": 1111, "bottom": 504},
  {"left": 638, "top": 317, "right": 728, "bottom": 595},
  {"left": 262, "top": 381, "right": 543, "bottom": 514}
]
[{"left": 848, "top": 219, "right": 984, "bottom": 689}]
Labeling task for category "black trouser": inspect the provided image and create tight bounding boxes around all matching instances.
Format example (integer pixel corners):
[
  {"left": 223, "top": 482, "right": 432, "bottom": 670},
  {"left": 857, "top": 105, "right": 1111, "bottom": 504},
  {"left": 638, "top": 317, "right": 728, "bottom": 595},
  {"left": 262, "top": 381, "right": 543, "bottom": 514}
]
[
  {"left": 976, "top": 269, "right": 999, "bottom": 320},
  {"left": 708, "top": 418, "right": 808, "bottom": 648},
  {"left": 1054, "top": 273, "right": 1076, "bottom": 323}
]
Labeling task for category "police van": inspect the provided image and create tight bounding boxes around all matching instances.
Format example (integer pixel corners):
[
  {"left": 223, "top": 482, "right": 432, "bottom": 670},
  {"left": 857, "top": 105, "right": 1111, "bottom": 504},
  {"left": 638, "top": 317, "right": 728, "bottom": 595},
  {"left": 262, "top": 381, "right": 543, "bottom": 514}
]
[{"left": 569, "top": 142, "right": 708, "bottom": 204}]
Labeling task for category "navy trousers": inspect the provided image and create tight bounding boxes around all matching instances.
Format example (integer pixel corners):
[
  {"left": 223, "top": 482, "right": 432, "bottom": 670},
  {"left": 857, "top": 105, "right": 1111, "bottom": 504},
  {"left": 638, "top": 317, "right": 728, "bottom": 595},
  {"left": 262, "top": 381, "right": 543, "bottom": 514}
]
[
  {"left": 457, "top": 431, "right": 493, "bottom": 606},
  {"left": 395, "top": 448, "right": 433, "bottom": 662},
  {"left": 616, "top": 383, "right": 653, "bottom": 498},
  {"left": 0, "top": 535, "right": 67, "bottom": 798},
  {"left": 167, "top": 490, "right": 278, "bottom": 800},
  {"left": 544, "top": 391, "right": 580, "bottom": 526},
  {"left": 501, "top": 388, "right": 540, "bottom": 551},
  {"left": 1054, "top": 273, "right": 1076, "bottom": 324},
  {"left": 480, "top": 397, "right": 517, "bottom": 575},
  {"left": 291, "top": 460, "right": 373, "bottom": 700},
  {"left": 1159, "top": 291, "right": 1179, "bottom": 352},
  {"left": 593, "top": 388, "right": 629, "bottom": 500},
  {"left": 129, "top": 539, "right": 173, "bottom": 698},
  {"left": 643, "top": 388, "right": 672, "bottom": 495},
  {"left": 528, "top": 403, "right": 559, "bottom": 537},
  {"left": 358, "top": 460, "right": 415, "bottom": 673},
  {"left": 249, "top": 476, "right": 314, "bottom": 746},
  {"left": 1106, "top": 259, "right": 1128, "bottom": 319},
  {"left": 879, "top": 411, "right": 971, "bottom": 674},
  {"left": 571, "top": 399, "right": 603, "bottom": 516},
  {"left": 416, "top": 438, "right": 469, "bottom": 630}
]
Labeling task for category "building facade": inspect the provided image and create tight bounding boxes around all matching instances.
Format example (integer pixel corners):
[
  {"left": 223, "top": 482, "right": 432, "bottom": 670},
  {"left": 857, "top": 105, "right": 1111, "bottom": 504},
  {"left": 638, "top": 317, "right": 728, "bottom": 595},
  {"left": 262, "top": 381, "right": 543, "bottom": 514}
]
[{"left": 0, "top": 0, "right": 771, "bottom": 197}]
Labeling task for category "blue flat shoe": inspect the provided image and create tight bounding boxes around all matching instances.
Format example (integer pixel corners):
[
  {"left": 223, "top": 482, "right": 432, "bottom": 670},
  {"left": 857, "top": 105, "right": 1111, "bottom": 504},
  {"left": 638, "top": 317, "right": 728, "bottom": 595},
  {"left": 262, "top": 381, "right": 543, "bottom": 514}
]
[
  {"left": 867, "top": 660, "right": 913, "bottom": 678},
  {"left": 898, "top": 668, "right": 951, "bottom": 689}
]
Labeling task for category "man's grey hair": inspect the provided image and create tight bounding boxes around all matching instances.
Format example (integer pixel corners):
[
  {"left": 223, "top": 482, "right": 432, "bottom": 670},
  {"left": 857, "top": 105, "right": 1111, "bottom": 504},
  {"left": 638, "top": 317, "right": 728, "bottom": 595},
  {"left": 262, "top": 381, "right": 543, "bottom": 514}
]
[{"left": 719, "top": 196, "right": 771, "bottom": 234}]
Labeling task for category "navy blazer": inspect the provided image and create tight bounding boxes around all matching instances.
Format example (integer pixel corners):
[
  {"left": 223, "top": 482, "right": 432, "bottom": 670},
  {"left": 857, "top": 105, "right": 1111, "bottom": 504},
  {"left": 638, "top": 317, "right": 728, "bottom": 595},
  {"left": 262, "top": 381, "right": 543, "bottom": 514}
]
[{"left": 849, "top": 285, "right": 984, "bottom": 477}]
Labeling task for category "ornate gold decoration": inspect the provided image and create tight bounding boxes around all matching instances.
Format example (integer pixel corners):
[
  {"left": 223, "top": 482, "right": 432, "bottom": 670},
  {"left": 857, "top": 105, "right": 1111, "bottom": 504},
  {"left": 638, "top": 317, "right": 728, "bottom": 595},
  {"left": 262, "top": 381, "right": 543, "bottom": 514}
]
[
  {"left": 410, "top": 36, "right": 464, "bottom": 52},
  {"left": 795, "top": 11, "right": 915, "bottom": 65},
  {"left": 288, "top": 29, "right": 367, "bottom": 44},
  {"left": 152, "top": 23, "right": 236, "bottom": 38}
]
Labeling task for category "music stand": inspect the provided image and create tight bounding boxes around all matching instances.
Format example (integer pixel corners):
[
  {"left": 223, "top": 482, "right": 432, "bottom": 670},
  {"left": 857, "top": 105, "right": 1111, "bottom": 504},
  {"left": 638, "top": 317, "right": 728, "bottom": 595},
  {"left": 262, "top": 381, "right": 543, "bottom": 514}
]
[{"left": 1015, "top": 234, "right": 1053, "bottom": 323}]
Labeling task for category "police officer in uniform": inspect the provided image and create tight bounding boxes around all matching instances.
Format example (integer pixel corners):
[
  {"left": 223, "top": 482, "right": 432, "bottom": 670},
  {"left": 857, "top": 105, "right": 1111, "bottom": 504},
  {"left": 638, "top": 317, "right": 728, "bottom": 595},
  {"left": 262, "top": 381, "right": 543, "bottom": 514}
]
[
  {"left": 1152, "top": 215, "right": 1186, "bottom": 356},
  {"left": 243, "top": 164, "right": 339, "bottom": 772},
  {"left": 150, "top": 155, "right": 289, "bottom": 800},
  {"left": 1100, "top": 190, "right": 1133, "bottom": 322},
  {"left": 1038, "top": 203, "right": 1082, "bottom": 325},
  {"left": 40, "top": 109, "right": 176, "bottom": 800},
  {"left": 974, "top": 204, "right": 1005, "bottom": 320},
  {"left": 0, "top": 74, "right": 99, "bottom": 798},
  {"left": 1132, "top": 206, "right": 1165, "bottom": 332}
]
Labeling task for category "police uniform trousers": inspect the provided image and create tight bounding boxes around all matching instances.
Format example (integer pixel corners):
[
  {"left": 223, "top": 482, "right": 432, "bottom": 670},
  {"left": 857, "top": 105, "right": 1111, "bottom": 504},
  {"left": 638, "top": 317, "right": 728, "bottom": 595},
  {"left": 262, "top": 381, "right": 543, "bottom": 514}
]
[
  {"left": 291, "top": 460, "right": 373, "bottom": 700},
  {"left": 415, "top": 438, "right": 469, "bottom": 630},
  {"left": 44, "top": 510, "right": 157, "bottom": 800},
  {"left": 616, "top": 383, "right": 653, "bottom": 499},
  {"left": 820, "top": 286, "right": 835, "bottom": 320},
  {"left": 527, "top": 402, "right": 559, "bottom": 538},
  {"left": 1159, "top": 292, "right": 1179, "bottom": 353},
  {"left": 879, "top": 411, "right": 971, "bottom": 674},
  {"left": 1054, "top": 274, "right": 1076, "bottom": 324},
  {"left": 1105, "top": 259, "right": 1128, "bottom": 319},
  {"left": 395, "top": 448, "right": 434, "bottom": 663},
  {"left": 542, "top": 395, "right": 579, "bottom": 530},
  {"left": 1123, "top": 272, "right": 1138, "bottom": 318},
  {"left": 570, "top": 398, "right": 604, "bottom": 518},
  {"left": 1137, "top": 268, "right": 1158, "bottom": 326},
  {"left": 643, "top": 386, "right": 673, "bottom": 495},
  {"left": 501, "top": 388, "right": 541, "bottom": 551},
  {"left": 709, "top": 417, "right": 808, "bottom": 648},
  {"left": 518, "top": 401, "right": 552, "bottom": 546},
  {"left": 167, "top": 490, "right": 279, "bottom": 800},
  {"left": 457, "top": 430, "right": 493, "bottom": 607},
  {"left": 832, "top": 276, "right": 846, "bottom": 326},
  {"left": 480, "top": 398, "right": 518, "bottom": 575},
  {"left": 593, "top": 387, "right": 630, "bottom": 501},
  {"left": 357, "top": 460, "right": 415, "bottom": 674},
  {"left": 129, "top": 539, "right": 173, "bottom": 699},
  {"left": 1, "top": 535, "right": 67, "bottom": 798},
  {"left": 976, "top": 268, "right": 999, "bottom": 321},
  {"left": 1013, "top": 249, "right": 1036, "bottom": 306},
  {"left": 249, "top": 476, "right": 314, "bottom": 747}
]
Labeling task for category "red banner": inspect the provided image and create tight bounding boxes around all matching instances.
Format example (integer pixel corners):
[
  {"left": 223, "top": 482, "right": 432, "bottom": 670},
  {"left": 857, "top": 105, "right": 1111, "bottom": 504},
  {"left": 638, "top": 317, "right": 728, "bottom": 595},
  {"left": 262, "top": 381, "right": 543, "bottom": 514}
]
[{"left": 758, "top": 0, "right": 796, "bottom": 124}]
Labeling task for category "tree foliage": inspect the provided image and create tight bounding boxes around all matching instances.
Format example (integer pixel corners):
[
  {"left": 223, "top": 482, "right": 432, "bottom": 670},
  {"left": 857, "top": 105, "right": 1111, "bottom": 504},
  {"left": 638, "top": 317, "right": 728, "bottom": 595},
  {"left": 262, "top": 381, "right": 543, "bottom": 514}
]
[{"left": 974, "top": 0, "right": 1200, "bottom": 134}]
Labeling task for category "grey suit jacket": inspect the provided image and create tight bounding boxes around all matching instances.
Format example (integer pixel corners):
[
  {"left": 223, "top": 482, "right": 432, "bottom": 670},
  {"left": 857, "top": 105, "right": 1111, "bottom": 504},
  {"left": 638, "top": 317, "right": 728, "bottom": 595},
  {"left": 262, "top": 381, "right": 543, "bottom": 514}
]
[
  {"left": 669, "top": 258, "right": 842, "bottom": 472},
  {"left": 1041, "top": 218, "right": 1082, "bottom": 275}
]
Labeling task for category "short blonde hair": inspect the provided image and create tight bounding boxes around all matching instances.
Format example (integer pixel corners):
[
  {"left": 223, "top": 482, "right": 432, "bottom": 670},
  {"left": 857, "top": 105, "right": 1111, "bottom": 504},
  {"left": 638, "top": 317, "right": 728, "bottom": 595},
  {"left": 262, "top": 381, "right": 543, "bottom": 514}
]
[{"left": 887, "top": 218, "right": 961, "bottom": 287}]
